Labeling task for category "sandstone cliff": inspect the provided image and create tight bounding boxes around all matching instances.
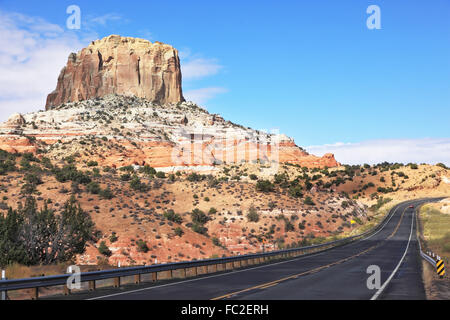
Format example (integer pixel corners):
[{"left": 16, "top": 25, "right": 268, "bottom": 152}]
[{"left": 46, "top": 35, "right": 184, "bottom": 109}]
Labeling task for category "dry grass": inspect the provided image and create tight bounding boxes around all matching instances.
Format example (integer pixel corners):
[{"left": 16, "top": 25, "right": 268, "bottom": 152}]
[{"left": 419, "top": 204, "right": 450, "bottom": 260}]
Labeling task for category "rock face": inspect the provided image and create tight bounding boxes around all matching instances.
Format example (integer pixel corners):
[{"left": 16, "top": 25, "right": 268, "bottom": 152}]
[
  {"left": 46, "top": 35, "right": 184, "bottom": 109},
  {"left": 0, "top": 95, "right": 338, "bottom": 169}
]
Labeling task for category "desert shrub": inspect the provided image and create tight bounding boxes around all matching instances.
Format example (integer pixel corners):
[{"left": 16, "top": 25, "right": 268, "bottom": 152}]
[
  {"left": 87, "top": 161, "right": 98, "bottom": 167},
  {"left": 174, "top": 227, "right": 184, "bottom": 237},
  {"left": 155, "top": 171, "right": 166, "bottom": 179},
  {"left": 139, "top": 165, "right": 156, "bottom": 175},
  {"left": 212, "top": 237, "right": 222, "bottom": 247},
  {"left": 136, "top": 239, "right": 149, "bottom": 253},
  {"left": 119, "top": 165, "right": 135, "bottom": 173},
  {"left": 249, "top": 174, "right": 258, "bottom": 180},
  {"left": 98, "top": 241, "right": 112, "bottom": 257},
  {"left": 304, "top": 196, "right": 315, "bottom": 206},
  {"left": 187, "top": 173, "right": 205, "bottom": 182},
  {"left": 86, "top": 182, "right": 101, "bottom": 194},
  {"left": 191, "top": 223, "right": 208, "bottom": 235},
  {"left": 109, "top": 232, "right": 118, "bottom": 243},
  {"left": 288, "top": 185, "right": 303, "bottom": 198},
  {"left": 247, "top": 206, "right": 260, "bottom": 222},
  {"left": 120, "top": 173, "right": 131, "bottom": 181},
  {"left": 53, "top": 165, "right": 92, "bottom": 185},
  {"left": 208, "top": 207, "right": 217, "bottom": 214},
  {"left": 130, "top": 176, "right": 149, "bottom": 192},
  {"left": 0, "top": 196, "right": 95, "bottom": 266},
  {"left": 99, "top": 187, "right": 114, "bottom": 199},
  {"left": 436, "top": 163, "right": 449, "bottom": 170},
  {"left": 284, "top": 220, "right": 295, "bottom": 232},
  {"left": 164, "top": 209, "right": 182, "bottom": 224},
  {"left": 191, "top": 209, "right": 209, "bottom": 225},
  {"left": 256, "top": 180, "right": 275, "bottom": 192}
]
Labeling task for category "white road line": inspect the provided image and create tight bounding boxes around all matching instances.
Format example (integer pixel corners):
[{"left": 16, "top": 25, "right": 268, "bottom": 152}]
[
  {"left": 363, "top": 203, "right": 402, "bottom": 241},
  {"left": 370, "top": 205, "right": 416, "bottom": 300},
  {"left": 88, "top": 203, "right": 407, "bottom": 300}
]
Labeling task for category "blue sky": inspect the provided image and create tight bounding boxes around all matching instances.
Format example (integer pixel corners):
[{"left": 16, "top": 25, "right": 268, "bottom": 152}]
[{"left": 0, "top": 1, "right": 449, "bottom": 165}]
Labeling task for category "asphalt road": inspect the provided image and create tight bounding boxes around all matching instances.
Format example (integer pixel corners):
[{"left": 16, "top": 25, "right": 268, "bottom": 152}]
[{"left": 65, "top": 199, "right": 432, "bottom": 300}]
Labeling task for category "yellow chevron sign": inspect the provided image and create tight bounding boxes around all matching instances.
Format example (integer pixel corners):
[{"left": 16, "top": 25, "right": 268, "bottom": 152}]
[{"left": 436, "top": 259, "right": 445, "bottom": 278}]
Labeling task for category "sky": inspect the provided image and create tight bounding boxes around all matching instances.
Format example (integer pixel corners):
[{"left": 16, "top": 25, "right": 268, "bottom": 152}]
[{"left": 0, "top": 0, "right": 449, "bottom": 165}]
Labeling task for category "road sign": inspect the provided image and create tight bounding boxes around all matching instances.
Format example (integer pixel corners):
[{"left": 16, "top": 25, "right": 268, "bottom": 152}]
[{"left": 436, "top": 259, "right": 445, "bottom": 278}]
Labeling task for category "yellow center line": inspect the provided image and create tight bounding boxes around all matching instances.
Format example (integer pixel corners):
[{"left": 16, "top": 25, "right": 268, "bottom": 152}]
[{"left": 211, "top": 206, "right": 409, "bottom": 300}]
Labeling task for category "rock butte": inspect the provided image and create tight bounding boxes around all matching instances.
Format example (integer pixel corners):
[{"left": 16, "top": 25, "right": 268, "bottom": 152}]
[
  {"left": 46, "top": 35, "right": 184, "bottom": 109},
  {"left": 0, "top": 35, "right": 339, "bottom": 169}
]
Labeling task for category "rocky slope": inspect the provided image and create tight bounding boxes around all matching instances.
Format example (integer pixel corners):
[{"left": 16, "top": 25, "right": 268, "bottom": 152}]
[
  {"left": 0, "top": 95, "right": 339, "bottom": 169},
  {"left": 46, "top": 35, "right": 184, "bottom": 109}
]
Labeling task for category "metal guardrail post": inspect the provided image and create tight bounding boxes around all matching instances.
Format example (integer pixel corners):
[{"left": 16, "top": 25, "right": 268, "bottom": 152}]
[
  {"left": 114, "top": 277, "right": 121, "bottom": 287},
  {"left": 89, "top": 280, "right": 96, "bottom": 291},
  {"left": 1, "top": 270, "right": 6, "bottom": 301},
  {"left": 32, "top": 287, "right": 39, "bottom": 300},
  {"left": 63, "top": 284, "right": 70, "bottom": 295}
]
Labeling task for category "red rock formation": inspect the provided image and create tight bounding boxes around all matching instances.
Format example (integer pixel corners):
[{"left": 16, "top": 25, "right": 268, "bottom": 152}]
[
  {"left": 0, "top": 136, "right": 37, "bottom": 154},
  {"left": 46, "top": 35, "right": 184, "bottom": 109}
]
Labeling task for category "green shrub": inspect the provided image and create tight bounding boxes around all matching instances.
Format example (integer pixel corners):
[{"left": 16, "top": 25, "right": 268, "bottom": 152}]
[
  {"left": 256, "top": 180, "right": 275, "bottom": 192},
  {"left": 130, "top": 176, "right": 149, "bottom": 192},
  {"left": 87, "top": 182, "right": 101, "bottom": 194},
  {"left": 191, "top": 209, "right": 209, "bottom": 225},
  {"left": 164, "top": 210, "right": 182, "bottom": 224},
  {"left": 212, "top": 237, "right": 222, "bottom": 247},
  {"left": 140, "top": 165, "right": 157, "bottom": 175},
  {"left": 53, "top": 165, "right": 92, "bottom": 184},
  {"left": 87, "top": 161, "right": 98, "bottom": 167},
  {"left": 288, "top": 185, "right": 303, "bottom": 198},
  {"left": 304, "top": 196, "right": 315, "bottom": 206},
  {"left": 98, "top": 241, "right": 112, "bottom": 257},
  {"left": 174, "top": 227, "right": 184, "bottom": 237},
  {"left": 436, "top": 163, "right": 449, "bottom": 170},
  {"left": 99, "top": 187, "right": 114, "bottom": 199},
  {"left": 136, "top": 239, "right": 149, "bottom": 253},
  {"left": 247, "top": 206, "right": 260, "bottom": 222},
  {"left": 155, "top": 171, "right": 166, "bottom": 178},
  {"left": 109, "top": 232, "right": 118, "bottom": 243},
  {"left": 120, "top": 173, "right": 131, "bottom": 181}
]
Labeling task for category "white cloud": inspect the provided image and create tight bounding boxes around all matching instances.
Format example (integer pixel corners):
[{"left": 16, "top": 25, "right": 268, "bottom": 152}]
[
  {"left": 0, "top": 10, "right": 86, "bottom": 122},
  {"left": 306, "top": 138, "right": 450, "bottom": 166},
  {"left": 184, "top": 87, "right": 228, "bottom": 105},
  {"left": 88, "top": 13, "right": 123, "bottom": 26},
  {"left": 182, "top": 58, "right": 223, "bottom": 80}
]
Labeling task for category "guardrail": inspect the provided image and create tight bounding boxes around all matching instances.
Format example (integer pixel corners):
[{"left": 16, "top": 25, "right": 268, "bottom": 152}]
[
  {"left": 415, "top": 205, "right": 437, "bottom": 268},
  {"left": 0, "top": 200, "right": 408, "bottom": 300},
  {"left": 415, "top": 203, "right": 447, "bottom": 279}
]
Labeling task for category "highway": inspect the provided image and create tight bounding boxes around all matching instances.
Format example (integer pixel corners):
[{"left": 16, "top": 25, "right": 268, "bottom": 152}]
[{"left": 66, "top": 199, "right": 431, "bottom": 300}]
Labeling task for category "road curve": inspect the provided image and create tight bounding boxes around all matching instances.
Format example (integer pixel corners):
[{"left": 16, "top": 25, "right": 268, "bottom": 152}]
[{"left": 67, "top": 199, "right": 432, "bottom": 300}]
